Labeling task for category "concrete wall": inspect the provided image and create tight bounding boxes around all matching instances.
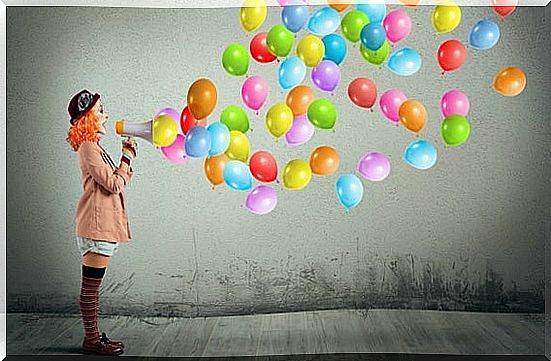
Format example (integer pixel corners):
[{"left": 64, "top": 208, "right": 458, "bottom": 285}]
[{"left": 6, "top": 5, "right": 550, "bottom": 317}]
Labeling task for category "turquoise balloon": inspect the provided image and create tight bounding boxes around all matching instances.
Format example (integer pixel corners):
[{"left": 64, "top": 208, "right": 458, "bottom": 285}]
[
  {"left": 386, "top": 47, "right": 422, "bottom": 76},
  {"left": 360, "top": 22, "right": 386, "bottom": 51},
  {"left": 403, "top": 139, "right": 437, "bottom": 170},
  {"left": 357, "top": 2, "right": 386, "bottom": 23},
  {"left": 336, "top": 174, "right": 364, "bottom": 209},
  {"left": 278, "top": 56, "right": 307, "bottom": 89},
  {"left": 223, "top": 160, "right": 253, "bottom": 191},
  {"left": 323, "top": 34, "right": 347, "bottom": 65},
  {"left": 207, "top": 122, "right": 230, "bottom": 156},
  {"left": 308, "top": 7, "right": 340, "bottom": 36}
]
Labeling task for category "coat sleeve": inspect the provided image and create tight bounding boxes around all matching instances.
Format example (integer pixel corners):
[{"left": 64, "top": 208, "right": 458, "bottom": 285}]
[{"left": 78, "top": 142, "right": 131, "bottom": 195}]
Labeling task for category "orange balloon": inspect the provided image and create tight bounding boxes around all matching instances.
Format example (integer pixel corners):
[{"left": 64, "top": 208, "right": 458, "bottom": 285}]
[
  {"left": 204, "top": 153, "right": 229, "bottom": 187},
  {"left": 286, "top": 85, "right": 315, "bottom": 116},
  {"left": 492, "top": 67, "right": 526, "bottom": 97},
  {"left": 187, "top": 78, "right": 218, "bottom": 120},
  {"left": 399, "top": 0, "right": 420, "bottom": 7},
  {"left": 310, "top": 146, "right": 340, "bottom": 176},
  {"left": 399, "top": 100, "right": 427, "bottom": 133},
  {"left": 327, "top": 0, "right": 349, "bottom": 12}
]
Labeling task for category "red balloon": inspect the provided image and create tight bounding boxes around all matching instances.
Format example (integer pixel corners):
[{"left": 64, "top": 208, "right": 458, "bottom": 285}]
[
  {"left": 180, "top": 106, "right": 207, "bottom": 135},
  {"left": 491, "top": 0, "right": 517, "bottom": 17},
  {"left": 249, "top": 150, "right": 278, "bottom": 183},
  {"left": 347, "top": 78, "right": 377, "bottom": 110},
  {"left": 250, "top": 32, "right": 277, "bottom": 64},
  {"left": 437, "top": 39, "right": 467, "bottom": 73}
]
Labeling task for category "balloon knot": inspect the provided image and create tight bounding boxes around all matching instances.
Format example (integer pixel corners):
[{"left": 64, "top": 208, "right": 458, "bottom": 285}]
[
  {"left": 255, "top": 111, "right": 259, "bottom": 116},
  {"left": 370, "top": 108, "right": 374, "bottom": 113},
  {"left": 211, "top": 186, "right": 215, "bottom": 191},
  {"left": 441, "top": 70, "right": 446, "bottom": 76},
  {"left": 276, "top": 179, "right": 280, "bottom": 184}
]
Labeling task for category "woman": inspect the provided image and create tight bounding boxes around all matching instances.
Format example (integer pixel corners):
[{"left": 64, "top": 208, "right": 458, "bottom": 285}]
[{"left": 66, "top": 89, "right": 137, "bottom": 356}]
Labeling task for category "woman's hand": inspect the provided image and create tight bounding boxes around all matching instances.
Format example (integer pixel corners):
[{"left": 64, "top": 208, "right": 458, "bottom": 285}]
[{"left": 122, "top": 137, "right": 137, "bottom": 160}]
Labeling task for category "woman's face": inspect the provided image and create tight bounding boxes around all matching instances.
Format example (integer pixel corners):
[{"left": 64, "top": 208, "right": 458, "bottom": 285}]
[{"left": 93, "top": 101, "right": 108, "bottom": 135}]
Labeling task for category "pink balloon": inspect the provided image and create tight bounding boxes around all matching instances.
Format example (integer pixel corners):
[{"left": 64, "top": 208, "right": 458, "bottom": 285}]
[
  {"left": 379, "top": 89, "right": 407, "bottom": 123},
  {"left": 277, "top": 0, "right": 290, "bottom": 5},
  {"left": 241, "top": 75, "right": 269, "bottom": 112},
  {"left": 161, "top": 134, "right": 190, "bottom": 165},
  {"left": 440, "top": 89, "right": 470, "bottom": 117},
  {"left": 357, "top": 152, "right": 390, "bottom": 182},
  {"left": 383, "top": 10, "right": 412, "bottom": 44},
  {"left": 245, "top": 185, "right": 278, "bottom": 215},
  {"left": 285, "top": 115, "right": 315, "bottom": 146}
]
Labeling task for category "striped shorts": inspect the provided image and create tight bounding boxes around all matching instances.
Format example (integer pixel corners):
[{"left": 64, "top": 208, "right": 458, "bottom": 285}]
[{"left": 76, "top": 236, "right": 119, "bottom": 257}]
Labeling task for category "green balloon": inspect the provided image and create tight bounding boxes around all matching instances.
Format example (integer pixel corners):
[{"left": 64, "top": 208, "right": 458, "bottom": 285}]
[
  {"left": 360, "top": 40, "right": 389, "bottom": 65},
  {"left": 222, "top": 43, "right": 249, "bottom": 76},
  {"left": 307, "top": 99, "right": 337, "bottom": 130},
  {"left": 267, "top": 24, "right": 294, "bottom": 57},
  {"left": 442, "top": 115, "right": 470, "bottom": 146},
  {"left": 221, "top": 105, "right": 250, "bottom": 133},
  {"left": 341, "top": 10, "right": 369, "bottom": 43}
]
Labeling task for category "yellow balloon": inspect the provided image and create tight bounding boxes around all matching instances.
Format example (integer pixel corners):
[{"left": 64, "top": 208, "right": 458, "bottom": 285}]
[
  {"left": 283, "top": 159, "right": 312, "bottom": 190},
  {"left": 266, "top": 103, "right": 293, "bottom": 138},
  {"left": 240, "top": 0, "right": 267, "bottom": 33},
  {"left": 297, "top": 35, "right": 325, "bottom": 67},
  {"left": 432, "top": 2, "right": 462, "bottom": 34},
  {"left": 152, "top": 115, "right": 178, "bottom": 147},
  {"left": 225, "top": 130, "right": 250, "bottom": 162}
]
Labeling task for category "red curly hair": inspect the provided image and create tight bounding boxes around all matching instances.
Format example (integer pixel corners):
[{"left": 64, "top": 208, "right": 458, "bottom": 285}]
[{"left": 66, "top": 110, "right": 101, "bottom": 151}]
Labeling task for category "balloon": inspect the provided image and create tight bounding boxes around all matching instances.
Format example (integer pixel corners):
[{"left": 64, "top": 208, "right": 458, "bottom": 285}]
[
  {"left": 340, "top": 10, "right": 369, "bottom": 43},
  {"left": 187, "top": 78, "right": 217, "bottom": 120},
  {"left": 336, "top": 174, "right": 364, "bottom": 209},
  {"left": 348, "top": 77, "right": 377, "bottom": 110},
  {"left": 224, "top": 160, "right": 253, "bottom": 191},
  {"left": 441, "top": 115, "right": 470, "bottom": 146},
  {"left": 322, "top": 34, "right": 347, "bottom": 65},
  {"left": 387, "top": 48, "right": 422, "bottom": 76},
  {"left": 492, "top": 67, "right": 526, "bottom": 97},
  {"left": 249, "top": 150, "right": 278, "bottom": 182},
  {"left": 250, "top": 32, "right": 277, "bottom": 64},
  {"left": 360, "top": 23, "right": 386, "bottom": 51},
  {"left": 308, "top": 7, "right": 340, "bottom": 36},
  {"left": 152, "top": 115, "right": 178, "bottom": 147},
  {"left": 225, "top": 130, "right": 250, "bottom": 162},
  {"left": 328, "top": 0, "right": 349, "bottom": 12},
  {"left": 185, "top": 126, "right": 211, "bottom": 157},
  {"left": 469, "top": 20, "right": 500, "bottom": 50},
  {"left": 282, "top": 159, "right": 312, "bottom": 190},
  {"left": 204, "top": 153, "right": 229, "bottom": 187},
  {"left": 286, "top": 85, "right": 314, "bottom": 116},
  {"left": 155, "top": 107, "right": 179, "bottom": 125},
  {"left": 311, "top": 60, "right": 341, "bottom": 92},
  {"left": 403, "top": 139, "right": 437, "bottom": 170},
  {"left": 220, "top": 105, "right": 249, "bottom": 133},
  {"left": 277, "top": 0, "right": 290, "bottom": 6},
  {"left": 285, "top": 114, "right": 315, "bottom": 146},
  {"left": 432, "top": 3, "right": 461, "bottom": 34},
  {"left": 241, "top": 75, "right": 268, "bottom": 112},
  {"left": 222, "top": 43, "right": 249, "bottom": 76},
  {"left": 240, "top": 0, "right": 267, "bottom": 33},
  {"left": 440, "top": 89, "right": 469, "bottom": 117},
  {"left": 357, "top": 2, "right": 386, "bottom": 23},
  {"left": 491, "top": 0, "right": 517, "bottom": 18},
  {"left": 379, "top": 89, "right": 407, "bottom": 123},
  {"left": 399, "top": 99, "right": 427, "bottom": 133},
  {"left": 308, "top": 98, "right": 337, "bottom": 129},
  {"left": 160, "top": 134, "right": 189, "bottom": 165},
  {"left": 310, "top": 146, "right": 340, "bottom": 176},
  {"left": 266, "top": 103, "right": 294, "bottom": 138},
  {"left": 297, "top": 35, "right": 325, "bottom": 67},
  {"left": 278, "top": 57, "right": 307, "bottom": 90},
  {"left": 360, "top": 40, "right": 389, "bottom": 65},
  {"left": 245, "top": 186, "right": 278, "bottom": 215},
  {"left": 207, "top": 122, "right": 230, "bottom": 156},
  {"left": 382, "top": 9, "right": 412, "bottom": 44},
  {"left": 357, "top": 152, "right": 390, "bottom": 181},
  {"left": 437, "top": 39, "right": 466, "bottom": 73},
  {"left": 180, "top": 106, "right": 207, "bottom": 135},
  {"left": 399, "top": 0, "right": 420, "bottom": 6},
  {"left": 282, "top": 0, "right": 309, "bottom": 33},
  {"left": 267, "top": 24, "right": 294, "bottom": 57}
]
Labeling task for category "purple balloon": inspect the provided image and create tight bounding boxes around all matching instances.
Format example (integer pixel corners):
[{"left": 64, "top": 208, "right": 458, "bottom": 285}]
[
  {"left": 245, "top": 185, "right": 278, "bottom": 215},
  {"left": 285, "top": 115, "right": 315, "bottom": 146},
  {"left": 311, "top": 60, "right": 341, "bottom": 92},
  {"left": 357, "top": 152, "right": 391, "bottom": 182},
  {"left": 440, "top": 89, "right": 470, "bottom": 117}
]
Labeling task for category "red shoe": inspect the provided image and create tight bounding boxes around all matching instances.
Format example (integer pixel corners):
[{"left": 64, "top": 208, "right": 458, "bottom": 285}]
[
  {"left": 100, "top": 332, "right": 125, "bottom": 349},
  {"left": 82, "top": 336, "right": 124, "bottom": 356}
]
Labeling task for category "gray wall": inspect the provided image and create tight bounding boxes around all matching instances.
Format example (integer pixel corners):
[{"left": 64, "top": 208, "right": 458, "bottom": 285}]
[{"left": 6, "top": 5, "right": 550, "bottom": 317}]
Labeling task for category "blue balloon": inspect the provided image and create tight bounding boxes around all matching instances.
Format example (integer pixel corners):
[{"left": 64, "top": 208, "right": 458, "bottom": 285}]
[
  {"left": 469, "top": 19, "right": 500, "bottom": 50},
  {"left": 356, "top": 2, "right": 386, "bottom": 23},
  {"left": 322, "top": 34, "right": 347, "bottom": 65},
  {"left": 308, "top": 7, "right": 340, "bottom": 36},
  {"left": 185, "top": 126, "right": 211, "bottom": 158},
  {"left": 282, "top": 0, "right": 309, "bottom": 33},
  {"left": 207, "top": 122, "right": 230, "bottom": 156},
  {"left": 278, "top": 56, "right": 306, "bottom": 89},
  {"left": 403, "top": 139, "right": 437, "bottom": 170},
  {"left": 223, "top": 160, "right": 253, "bottom": 191},
  {"left": 360, "top": 22, "right": 386, "bottom": 51},
  {"left": 386, "top": 47, "right": 422, "bottom": 76},
  {"left": 336, "top": 174, "right": 364, "bottom": 209}
]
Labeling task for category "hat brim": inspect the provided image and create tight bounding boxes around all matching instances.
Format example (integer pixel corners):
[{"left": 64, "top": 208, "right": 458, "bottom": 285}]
[{"left": 70, "top": 93, "right": 101, "bottom": 125}]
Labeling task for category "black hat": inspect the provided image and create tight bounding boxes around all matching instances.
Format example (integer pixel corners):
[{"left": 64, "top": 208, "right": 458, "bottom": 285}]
[{"left": 68, "top": 89, "right": 100, "bottom": 125}]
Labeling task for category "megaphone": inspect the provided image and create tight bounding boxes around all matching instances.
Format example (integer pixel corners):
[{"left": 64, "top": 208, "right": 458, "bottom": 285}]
[{"left": 115, "top": 115, "right": 178, "bottom": 147}]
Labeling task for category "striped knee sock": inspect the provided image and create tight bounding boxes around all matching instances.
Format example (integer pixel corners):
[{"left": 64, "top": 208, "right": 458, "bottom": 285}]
[{"left": 80, "top": 265, "right": 106, "bottom": 343}]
